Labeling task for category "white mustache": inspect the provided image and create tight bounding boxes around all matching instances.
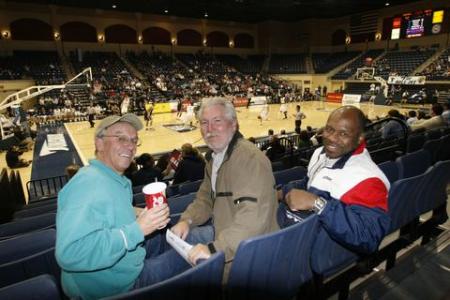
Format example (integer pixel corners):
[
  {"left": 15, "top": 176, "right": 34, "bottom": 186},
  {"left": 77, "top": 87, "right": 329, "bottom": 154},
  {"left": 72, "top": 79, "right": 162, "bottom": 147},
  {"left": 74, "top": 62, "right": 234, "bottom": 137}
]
[{"left": 205, "top": 133, "right": 218, "bottom": 138}]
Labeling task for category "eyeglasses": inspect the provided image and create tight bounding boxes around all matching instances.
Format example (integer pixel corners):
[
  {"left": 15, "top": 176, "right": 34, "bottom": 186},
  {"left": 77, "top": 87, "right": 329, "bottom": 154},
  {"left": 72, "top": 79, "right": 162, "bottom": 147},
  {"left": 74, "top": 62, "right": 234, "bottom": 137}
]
[{"left": 101, "top": 135, "right": 141, "bottom": 146}]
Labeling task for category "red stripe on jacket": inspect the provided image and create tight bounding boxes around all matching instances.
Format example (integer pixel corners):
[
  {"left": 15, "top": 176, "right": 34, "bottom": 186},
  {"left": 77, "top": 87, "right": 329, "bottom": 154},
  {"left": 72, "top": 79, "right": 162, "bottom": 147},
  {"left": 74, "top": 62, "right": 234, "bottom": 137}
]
[{"left": 340, "top": 177, "right": 388, "bottom": 211}]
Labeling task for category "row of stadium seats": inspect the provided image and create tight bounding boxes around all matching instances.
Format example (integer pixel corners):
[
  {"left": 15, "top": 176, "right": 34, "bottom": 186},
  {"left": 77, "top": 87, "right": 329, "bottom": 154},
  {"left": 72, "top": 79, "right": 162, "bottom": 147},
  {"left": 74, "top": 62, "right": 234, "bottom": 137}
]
[{"left": 0, "top": 149, "right": 448, "bottom": 299}]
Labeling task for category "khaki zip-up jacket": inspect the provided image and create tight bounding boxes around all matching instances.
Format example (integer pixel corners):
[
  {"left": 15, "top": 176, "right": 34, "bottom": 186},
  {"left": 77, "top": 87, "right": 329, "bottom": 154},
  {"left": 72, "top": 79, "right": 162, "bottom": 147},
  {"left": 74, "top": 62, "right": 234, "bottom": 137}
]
[{"left": 180, "top": 131, "right": 280, "bottom": 263}]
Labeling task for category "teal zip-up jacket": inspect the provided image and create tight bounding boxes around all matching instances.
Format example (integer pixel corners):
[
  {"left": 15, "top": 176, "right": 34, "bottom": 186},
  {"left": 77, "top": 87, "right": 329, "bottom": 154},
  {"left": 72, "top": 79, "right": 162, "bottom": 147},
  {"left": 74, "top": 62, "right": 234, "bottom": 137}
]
[{"left": 56, "top": 159, "right": 145, "bottom": 299}]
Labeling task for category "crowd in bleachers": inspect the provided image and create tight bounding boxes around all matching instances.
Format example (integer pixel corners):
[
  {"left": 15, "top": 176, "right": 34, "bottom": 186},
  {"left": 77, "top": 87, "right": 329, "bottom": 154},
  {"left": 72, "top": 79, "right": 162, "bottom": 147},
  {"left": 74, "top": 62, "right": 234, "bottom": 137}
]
[
  {"left": 374, "top": 49, "right": 435, "bottom": 79},
  {"left": 0, "top": 51, "right": 65, "bottom": 85},
  {"left": 1, "top": 47, "right": 450, "bottom": 134},
  {"left": 268, "top": 54, "right": 307, "bottom": 74},
  {"left": 332, "top": 49, "right": 385, "bottom": 80},
  {"left": 312, "top": 51, "right": 360, "bottom": 74},
  {"left": 417, "top": 47, "right": 450, "bottom": 81}
]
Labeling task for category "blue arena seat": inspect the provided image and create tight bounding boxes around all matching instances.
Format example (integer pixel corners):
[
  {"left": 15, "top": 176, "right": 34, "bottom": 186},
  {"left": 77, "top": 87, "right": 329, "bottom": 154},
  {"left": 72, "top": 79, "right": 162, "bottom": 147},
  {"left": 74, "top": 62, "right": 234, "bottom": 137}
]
[
  {"left": 133, "top": 192, "right": 145, "bottom": 206},
  {"left": 178, "top": 180, "right": 202, "bottom": 196},
  {"left": 396, "top": 149, "right": 431, "bottom": 179},
  {"left": 437, "top": 135, "right": 450, "bottom": 161},
  {"left": 406, "top": 132, "right": 426, "bottom": 153},
  {"left": 310, "top": 231, "right": 359, "bottom": 280},
  {"left": 378, "top": 160, "right": 399, "bottom": 183},
  {"left": 416, "top": 160, "right": 450, "bottom": 216},
  {"left": 422, "top": 138, "right": 442, "bottom": 164},
  {"left": 273, "top": 166, "right": 307, "bottom": 186},
  {"left": 226, "top": 215, "right": 319, "bottom": 300},
  {"left": 387, "top": 173, "right": 426, "bottom": 233},
  {"left": 0, "top": 229, "right": 59, "bottom": 288},
  {"left": 0, "top": 274, "right": 61, "bottom": 300},
  {"left": 13, "top": 202, "right": 58, "bottom": 219},
  {"left": 0, "top": 212, "right": 56, "bottom": 241},
  {"left": 168, "top": 193, "right": 196, "bottom": 215},
  {"left": 105, "top": 252, "right": 225, "bottom": 300}
]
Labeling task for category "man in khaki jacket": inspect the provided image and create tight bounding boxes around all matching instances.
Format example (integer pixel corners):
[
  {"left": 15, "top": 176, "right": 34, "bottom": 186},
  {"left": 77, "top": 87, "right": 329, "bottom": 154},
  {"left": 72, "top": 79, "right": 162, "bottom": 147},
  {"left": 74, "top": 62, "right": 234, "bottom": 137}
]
[{"left": 172, "top": 97, "right": 279, "bottom": 275}]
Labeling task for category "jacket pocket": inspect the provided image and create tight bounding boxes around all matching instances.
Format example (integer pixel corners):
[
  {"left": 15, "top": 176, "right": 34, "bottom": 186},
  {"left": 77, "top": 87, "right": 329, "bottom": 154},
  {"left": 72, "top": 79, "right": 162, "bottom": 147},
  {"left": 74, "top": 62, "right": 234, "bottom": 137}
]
[{"left": 233, "top": 197, "right": 257, "bottom": 205}]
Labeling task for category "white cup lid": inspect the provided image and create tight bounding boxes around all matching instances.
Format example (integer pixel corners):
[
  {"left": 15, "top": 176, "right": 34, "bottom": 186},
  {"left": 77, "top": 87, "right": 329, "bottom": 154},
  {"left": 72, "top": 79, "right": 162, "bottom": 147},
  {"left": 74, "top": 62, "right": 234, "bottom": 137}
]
[{"left": 142, "top": 182, "right": 167, "bottom": 194}]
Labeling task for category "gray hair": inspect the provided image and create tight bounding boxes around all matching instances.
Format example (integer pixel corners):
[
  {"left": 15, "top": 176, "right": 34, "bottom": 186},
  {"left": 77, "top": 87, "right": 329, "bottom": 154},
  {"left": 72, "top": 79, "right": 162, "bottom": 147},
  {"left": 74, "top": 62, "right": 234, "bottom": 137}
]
[{"left": 197, "top": 97, "right": 237, "bottom": 122}]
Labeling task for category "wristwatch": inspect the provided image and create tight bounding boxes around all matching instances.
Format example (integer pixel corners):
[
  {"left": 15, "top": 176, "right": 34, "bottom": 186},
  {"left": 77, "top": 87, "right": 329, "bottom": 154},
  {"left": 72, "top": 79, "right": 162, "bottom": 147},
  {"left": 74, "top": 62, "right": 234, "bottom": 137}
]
[{"left": 312, "top": 197, "right": 327, "bottom": 214}]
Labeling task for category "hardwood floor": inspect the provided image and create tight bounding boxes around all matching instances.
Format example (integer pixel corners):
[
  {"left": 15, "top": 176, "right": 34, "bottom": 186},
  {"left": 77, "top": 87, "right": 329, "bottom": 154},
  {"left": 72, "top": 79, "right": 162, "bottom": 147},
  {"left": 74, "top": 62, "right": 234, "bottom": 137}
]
[{"left": 0, "top": 100, "right": 422, "bottom": 202}]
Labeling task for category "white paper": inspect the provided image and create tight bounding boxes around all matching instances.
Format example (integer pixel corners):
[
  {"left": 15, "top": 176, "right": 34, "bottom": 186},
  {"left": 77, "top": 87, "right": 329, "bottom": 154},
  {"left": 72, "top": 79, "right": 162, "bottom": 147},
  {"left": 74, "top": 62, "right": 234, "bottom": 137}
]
[
  {"left": 166, "top": 229, "right": 194, "bottom": 266},
  {"left": 39, "top": 140, "right": 56, "bottom": 157},
  {"left": 46, "top": 134, "right": 69, "bottom": 151}
]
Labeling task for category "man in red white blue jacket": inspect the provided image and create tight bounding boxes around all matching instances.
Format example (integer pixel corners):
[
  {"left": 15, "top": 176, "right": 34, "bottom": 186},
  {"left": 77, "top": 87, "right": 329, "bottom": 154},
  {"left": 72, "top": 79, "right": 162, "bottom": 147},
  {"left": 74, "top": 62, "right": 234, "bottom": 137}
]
[{"left": 279, "top": 106, "right": 390, "bottom": 254}]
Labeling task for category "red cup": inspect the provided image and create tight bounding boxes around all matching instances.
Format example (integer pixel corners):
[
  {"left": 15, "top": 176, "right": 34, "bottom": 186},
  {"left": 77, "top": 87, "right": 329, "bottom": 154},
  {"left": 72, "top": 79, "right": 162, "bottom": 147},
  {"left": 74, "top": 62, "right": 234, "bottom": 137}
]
[{"left": 142, "top": 182, "right": 167, "bottom": 209}]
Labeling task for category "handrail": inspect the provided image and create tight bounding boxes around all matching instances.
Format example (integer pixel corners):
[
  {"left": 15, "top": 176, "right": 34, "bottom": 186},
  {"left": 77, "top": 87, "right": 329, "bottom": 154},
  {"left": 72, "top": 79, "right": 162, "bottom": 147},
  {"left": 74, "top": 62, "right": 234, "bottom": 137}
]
[
  {"left": 365, "top": 117, "right": 409, "bottom": 154},
  {"left": 0, "top": 67, "right": 92, "bottom": 111}
]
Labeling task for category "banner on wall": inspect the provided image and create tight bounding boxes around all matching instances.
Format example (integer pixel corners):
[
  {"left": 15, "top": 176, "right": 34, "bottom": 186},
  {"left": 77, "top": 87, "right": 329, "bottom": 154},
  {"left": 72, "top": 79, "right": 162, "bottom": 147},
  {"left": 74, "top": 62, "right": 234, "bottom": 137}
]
[
  {"left": 387, "top": 76, "right": 426, "bottom": 85},
  {"left": 342, "top": 94, "right": 361, "bottom": 107},
  {"left": 326, "top": 93, "right": 343, "bottom": 103},
  {"left": 153, "top": 103, "right": 172, "bottom": 114},
  {"left": 233, "top": 97, "right": 249, "bottom": 107}
]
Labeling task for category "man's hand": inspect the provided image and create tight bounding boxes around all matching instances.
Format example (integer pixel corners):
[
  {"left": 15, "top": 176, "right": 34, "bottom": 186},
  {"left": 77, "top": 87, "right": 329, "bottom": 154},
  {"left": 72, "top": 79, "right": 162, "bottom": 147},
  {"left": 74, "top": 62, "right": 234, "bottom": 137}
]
[
  {"left": 188, "top": 244, "right": 211, "bottom": 265},
  {"left": 136, "top": 204, "right": 170, "bottom": 236},
  {"left": 171, "top": 220, "right": 190, "bottom": 240},
  {"left": 285, "top": 189, "right": 317, "bottom": 211}
]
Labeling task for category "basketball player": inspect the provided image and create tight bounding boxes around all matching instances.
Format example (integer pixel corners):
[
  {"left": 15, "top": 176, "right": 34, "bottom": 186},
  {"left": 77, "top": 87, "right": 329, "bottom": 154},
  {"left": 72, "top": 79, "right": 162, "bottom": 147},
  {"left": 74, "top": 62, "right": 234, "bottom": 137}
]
[
  {"left": 258, "top": 104, "right": 270, "bottom": 125},
  {"left": 144, "top": 100, "right": 154, "bottom": 130}
]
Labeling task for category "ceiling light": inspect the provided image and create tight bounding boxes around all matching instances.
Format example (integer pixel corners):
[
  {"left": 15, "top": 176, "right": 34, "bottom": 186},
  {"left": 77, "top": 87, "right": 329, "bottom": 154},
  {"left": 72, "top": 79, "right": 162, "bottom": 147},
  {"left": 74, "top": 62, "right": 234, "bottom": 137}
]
[
  {"left": 385, "top": 2, "right": 390, "bottom": 6},
  {"left": 112, "top": 4, "right": 117, "bottom": 8},
  {"left": 204, "top": 12, "right": 208, "bottom": 18},
  {"left": 164, "top": 9, "right": 169, "bottom": 13}
]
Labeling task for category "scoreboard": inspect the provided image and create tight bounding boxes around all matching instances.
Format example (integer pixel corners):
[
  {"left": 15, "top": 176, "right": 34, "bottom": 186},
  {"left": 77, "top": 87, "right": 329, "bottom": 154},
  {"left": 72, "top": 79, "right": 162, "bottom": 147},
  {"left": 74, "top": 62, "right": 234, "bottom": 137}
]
[{"left": 388, "top": 9, "right": 445, "bottom": 40}]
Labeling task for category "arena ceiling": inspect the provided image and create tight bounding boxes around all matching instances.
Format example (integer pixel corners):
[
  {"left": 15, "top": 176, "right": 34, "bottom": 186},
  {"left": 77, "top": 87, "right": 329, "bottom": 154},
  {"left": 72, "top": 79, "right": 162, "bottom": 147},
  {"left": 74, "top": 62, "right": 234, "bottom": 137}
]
[{"left": 7, "top": 0, "right": 418, "bottom": 23}]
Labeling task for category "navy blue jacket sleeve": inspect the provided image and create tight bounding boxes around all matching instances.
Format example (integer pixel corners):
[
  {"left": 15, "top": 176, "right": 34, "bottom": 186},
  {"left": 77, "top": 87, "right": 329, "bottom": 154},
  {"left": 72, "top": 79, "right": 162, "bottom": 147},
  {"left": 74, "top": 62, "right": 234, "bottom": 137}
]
[{"left": 319, "top": 198, "right": 390, "bottom": 254}]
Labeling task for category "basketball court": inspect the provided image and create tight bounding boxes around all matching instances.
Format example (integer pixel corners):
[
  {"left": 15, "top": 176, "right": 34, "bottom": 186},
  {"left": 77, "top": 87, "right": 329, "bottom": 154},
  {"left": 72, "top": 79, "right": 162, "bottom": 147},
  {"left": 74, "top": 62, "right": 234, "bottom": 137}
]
[
  {"left": 65, "top": 101, "right": 411, "bottom": 165},
  {"left": 0, "top": 100, "right": 420, "bottom": 200}
]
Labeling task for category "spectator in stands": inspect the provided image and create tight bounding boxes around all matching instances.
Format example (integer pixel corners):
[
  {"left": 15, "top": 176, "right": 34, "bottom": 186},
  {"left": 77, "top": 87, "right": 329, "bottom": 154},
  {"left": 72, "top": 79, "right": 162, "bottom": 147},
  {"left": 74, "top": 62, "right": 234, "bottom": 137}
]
[
  {"left": 411, "top": 103, "right": 445, "bottom": 131},
  {"left": 297, "top": 130, "right": 313, "bottom": 149},
  {"left": 265, "top": 135, "right": 287, "bottom": 162},
  {"left": 278, "top": 106, "right": 390, "bottom": 254},
  {"left": 406, "top": 110, "right": 418, "bottom": 126},
  {"left": 306, "top": 126, "right": 314, "bottom": 138},
  {"left": 56, "top": 114, "right": 175, "bottom": 299},
  {"left": 123, "top": 159, "right": 138, "bottom": 180},
  {"left": 310, "top": 127, "right": 324, "bottom": 146},
  {"left": 65, "top": 164, "right": 80, "bottom": 179},
  {"left": 172, "top": 143, "right": 205, "bottom": 185},
  {"left": 170, "top": 97, "right": 279, "bottom": 277},
  {"left": 156, "top": 153, "right": 175, "bottom": 180},
  {"left": 132, "top": 153, "right": 163, "bottom": 186},
  {"left": 442, "top": 103, "right": 450, "bottom": 127},
  {"left": 417, "top": 110, "right": 427, "bottom": 121},
  {"left": 5, "top": 145, "right": 31, "bottom": 168},
  {"left": 380, "top": 109, "right": 406, "bottom": 139}
]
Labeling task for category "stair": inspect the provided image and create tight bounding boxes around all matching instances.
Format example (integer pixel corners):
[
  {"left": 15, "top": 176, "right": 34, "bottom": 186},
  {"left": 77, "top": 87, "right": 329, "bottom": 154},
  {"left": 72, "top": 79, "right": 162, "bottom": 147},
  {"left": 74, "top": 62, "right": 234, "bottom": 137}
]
[
  {"left": 305, "top": 54, "right": 314, "bottom": 74},
  {"left": 119, "top": 55, "right": 146, "bottom": 81}
]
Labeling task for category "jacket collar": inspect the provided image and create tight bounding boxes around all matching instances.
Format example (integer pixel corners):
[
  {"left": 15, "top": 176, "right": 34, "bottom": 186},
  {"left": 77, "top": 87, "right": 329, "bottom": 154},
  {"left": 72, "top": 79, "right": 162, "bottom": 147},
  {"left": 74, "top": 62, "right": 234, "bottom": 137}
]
[{"left": 320, "top": 140, "right": 366, "bottom": 169}]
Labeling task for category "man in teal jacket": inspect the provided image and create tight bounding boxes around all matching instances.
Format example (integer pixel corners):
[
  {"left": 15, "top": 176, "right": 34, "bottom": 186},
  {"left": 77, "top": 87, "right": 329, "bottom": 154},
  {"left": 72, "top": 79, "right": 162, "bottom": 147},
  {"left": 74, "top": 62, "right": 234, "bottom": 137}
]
[{"left": 56, "top": 114, "right": 171, "bottom": 299}]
